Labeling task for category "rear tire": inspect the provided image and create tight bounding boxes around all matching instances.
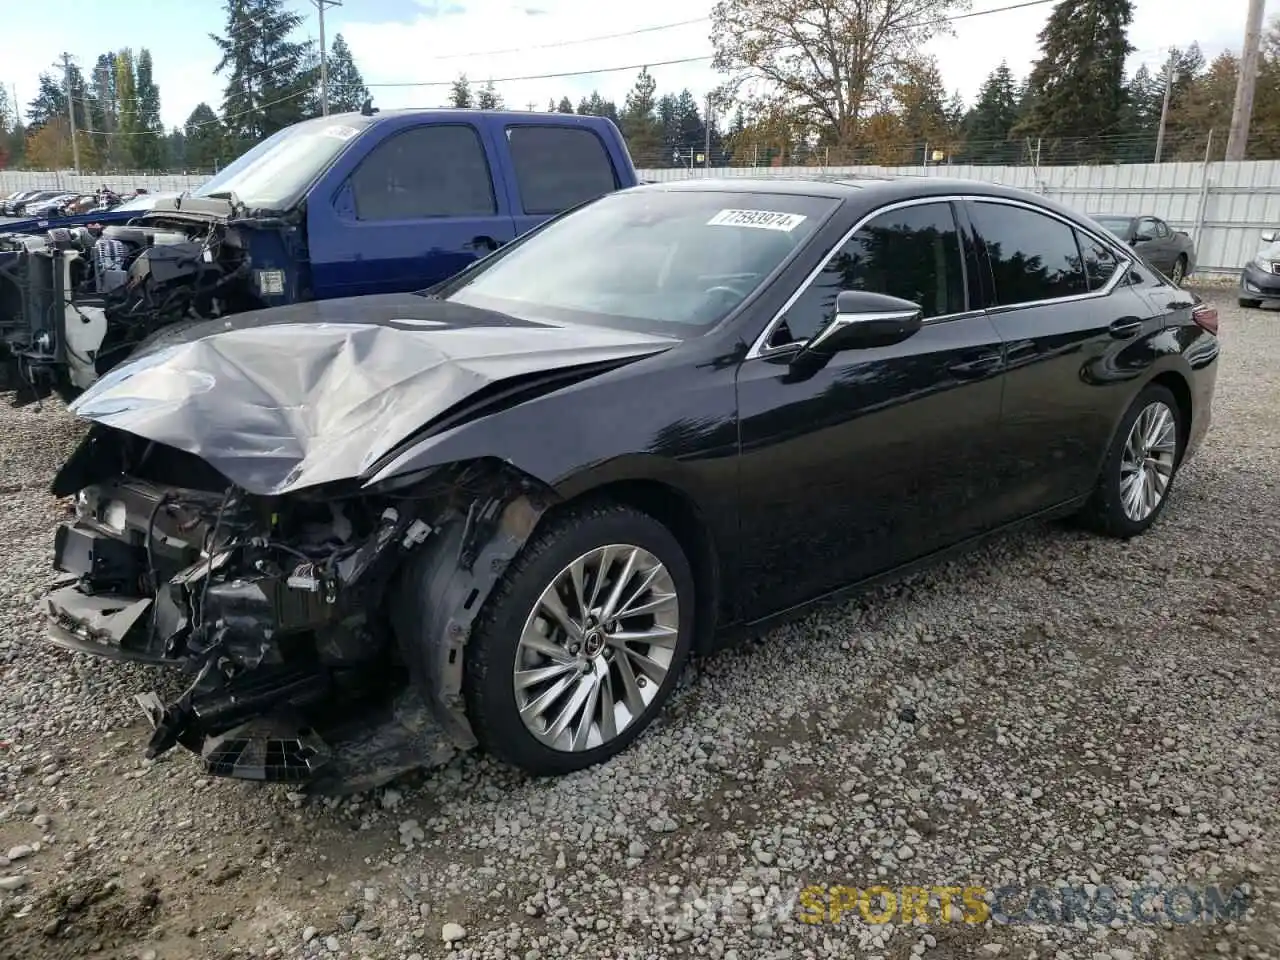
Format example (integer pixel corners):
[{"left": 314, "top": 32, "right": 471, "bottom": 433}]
[
  {"left": 1239, "top": 297, "right": 1261, "bottom": 309},
  {"left": 1076, "top": 384, "right": 1184, "bottom": 539},
  {"left": 463, "top": 502, "right": 695, "bottom": 776},
  {"left": 1170, "top": 255, "right": 1187, "bottom": 287}
]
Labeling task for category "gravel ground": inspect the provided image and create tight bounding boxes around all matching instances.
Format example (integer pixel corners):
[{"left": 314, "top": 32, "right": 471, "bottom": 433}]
[{"left": 0, "top": 289, "right": 1276, "bottom": 960}]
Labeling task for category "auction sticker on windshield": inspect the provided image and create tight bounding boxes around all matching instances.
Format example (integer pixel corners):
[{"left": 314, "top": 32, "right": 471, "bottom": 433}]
[{"left": 707, "top": 209, "right": 808, "bottom": 231}]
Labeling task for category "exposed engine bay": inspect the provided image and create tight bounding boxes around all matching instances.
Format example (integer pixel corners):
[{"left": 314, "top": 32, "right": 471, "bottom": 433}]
[
  {"left": 0, "top": 213, "right": 256, "bottom": 402},
  {"left": 48, "top": 428, "right": 552, "bottom": 793}
]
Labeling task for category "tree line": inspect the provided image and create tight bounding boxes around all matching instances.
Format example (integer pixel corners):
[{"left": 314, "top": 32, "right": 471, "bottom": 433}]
[
  {"left": 708, "top": 0, "right": 1280, "bottom": 167},
  {"left": 4, "top": 0, "right": 1280, "bottom": 173},
  {"left": 0, "top": 0, "right": 368, "bottom": 173}
]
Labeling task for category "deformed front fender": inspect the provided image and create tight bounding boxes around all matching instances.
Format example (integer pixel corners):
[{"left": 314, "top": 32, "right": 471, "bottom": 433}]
[{"left": 389, "top": 470, "right": 557, "bottom": 751}]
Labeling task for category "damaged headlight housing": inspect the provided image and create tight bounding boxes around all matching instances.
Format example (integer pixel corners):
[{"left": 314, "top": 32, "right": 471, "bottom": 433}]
[{"left": 102, "top": 500, "right": 127, "bottom": 534}]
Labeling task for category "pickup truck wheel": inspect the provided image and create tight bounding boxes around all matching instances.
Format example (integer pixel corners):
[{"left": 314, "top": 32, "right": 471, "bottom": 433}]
[
  {"left": 1170, "top": 255, "right": 1187, "bottom": 287},
  {"left": 464, "top": 502, "right": 694, "bottom": 776}
]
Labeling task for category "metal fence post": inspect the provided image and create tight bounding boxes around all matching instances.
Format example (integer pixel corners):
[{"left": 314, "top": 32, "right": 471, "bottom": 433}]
[{"left": 1193, "top": 129, "right": 1215, "bottom": 254}]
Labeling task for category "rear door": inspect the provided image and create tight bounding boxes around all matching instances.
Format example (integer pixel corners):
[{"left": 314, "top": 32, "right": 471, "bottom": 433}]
[
  {"left": 496, "top": 122, "right": 623, "bottom": 238},
  {"left": 966, "top": 198, "right": 1164, "bottom": 518},
  {"left": 735, "top": 198, "right": 1008, "bottom": 619},
  {"left": 312, "top": 121, "right": 518, "bottom": 299},
  {"left": 1133, "top": 216, "right": 1170, "bottom": 272}
]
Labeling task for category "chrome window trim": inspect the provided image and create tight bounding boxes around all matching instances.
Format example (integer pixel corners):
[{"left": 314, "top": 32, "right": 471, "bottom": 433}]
[{"left": 746, "top": 193, "right": 1139, "bottom": 360}]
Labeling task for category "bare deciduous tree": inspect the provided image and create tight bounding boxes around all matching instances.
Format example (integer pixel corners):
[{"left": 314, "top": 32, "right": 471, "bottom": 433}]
[{"left": 710, "top": 0, "right": 969, "bottom": 144}]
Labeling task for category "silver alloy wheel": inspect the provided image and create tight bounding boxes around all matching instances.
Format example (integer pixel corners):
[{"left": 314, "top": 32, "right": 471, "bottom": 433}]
[
  {"left": 1171, "top": 258, "right": 1186, "bottom": 285},
  {"left": 513, "top": 543, "right": 680, "bottom": 752},
  {"left": 1119, "top": 400, "right": 1178, "bottom": 522}
]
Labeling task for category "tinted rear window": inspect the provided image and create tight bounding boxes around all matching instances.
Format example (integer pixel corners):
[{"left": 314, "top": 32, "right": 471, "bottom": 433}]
[{"left": 506, "top": 125, "right": 619, "bottom": 216}]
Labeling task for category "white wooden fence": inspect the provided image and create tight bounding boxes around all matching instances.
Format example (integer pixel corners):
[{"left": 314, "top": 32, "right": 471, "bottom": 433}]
[{"left": 6, "top": 160, "right": 1280, "bottom": 276}]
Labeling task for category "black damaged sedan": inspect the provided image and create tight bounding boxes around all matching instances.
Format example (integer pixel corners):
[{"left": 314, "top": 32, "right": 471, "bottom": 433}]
[{"left": 45, "top": 177, "right": 1219, "bottom": 791}]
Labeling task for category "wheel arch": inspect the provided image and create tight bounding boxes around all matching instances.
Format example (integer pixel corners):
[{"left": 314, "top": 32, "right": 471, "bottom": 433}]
[
  {"left": 1148, "top": 369, "right": 1193, "bottom": 457},
  {"left": 545, "top": 476, "right": 723, "bottom": 656}
]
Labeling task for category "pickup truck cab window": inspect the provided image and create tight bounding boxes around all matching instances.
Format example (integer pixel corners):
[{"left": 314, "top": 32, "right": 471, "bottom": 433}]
[
  {"left": 505, "top": 125, "right": 619, "bottom": 215},
  {"left": 351, "top": 124, "right": 497, "bottom": 220}
]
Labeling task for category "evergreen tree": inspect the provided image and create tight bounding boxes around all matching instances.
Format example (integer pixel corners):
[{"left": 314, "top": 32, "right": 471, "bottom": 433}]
[
  {"left": 27, "top": 73, "right": 69, "bottom": 132},
  {"left": 895, "top": 59, "right": 951, "bottom": 155},
  {"left": 1014, "top": 0, "right": 1135, "bottom": 161},
  {"left": 89, "top": 53, "right": 121, "bottom": 166},
  {"left": 576, "top": 92, "right": 619, "bottom": 125},
  {"left": 212, "top": 0, "right": 311, "bottom": 149},
  {"left": 477, "top": 80, "right": 503, "bottom": 110},
  {"left": 326, "top": 33, "right": 369, "bottom": 112},
  {"left": 556, "top": 96, "right": 574, "bottom": 114},
  {"left": 115, "top": 50, "right": 139, "bottom": 153},
  {"left": 166, "top": 127, "right": 187, "bottom": 170},
  {"left": 184, "top": 102, "right": 226, "bottom": 171},
  {"left": 132, "top": 49, "right": 164, "bottom": 169},
  {"left": 621, "top": 68, "right": 661, "bottom": 162},
  {"left": 964, "top": 62, "right": 1021, "bottom": 162},
  {"left": 449, "top": 74, "right": 472, "bottom": 108}
]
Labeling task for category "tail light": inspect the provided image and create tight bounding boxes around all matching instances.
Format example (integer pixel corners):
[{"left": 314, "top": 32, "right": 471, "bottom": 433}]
[{"left": 1192, "top": 302, "right": 1219, "bottom": 335}]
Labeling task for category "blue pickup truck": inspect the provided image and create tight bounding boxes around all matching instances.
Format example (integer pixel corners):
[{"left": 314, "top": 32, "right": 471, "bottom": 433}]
[{"left": 0, "top": 107, "right": 638, "bottom": 401}]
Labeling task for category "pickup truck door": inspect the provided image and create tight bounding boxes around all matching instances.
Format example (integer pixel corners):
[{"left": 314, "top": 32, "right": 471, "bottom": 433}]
[
  {"left": 489, "top": 121, "right": 626, "bottom": 237},
  {"left": 308, "top": 120, "right": 518, "bottom": 299}
]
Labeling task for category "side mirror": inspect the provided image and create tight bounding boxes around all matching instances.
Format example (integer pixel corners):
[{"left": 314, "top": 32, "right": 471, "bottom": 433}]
[
  {"left": 1133, "top": 233, "right": 1153, "bottom": 243},
  {"left": 1261, "top": 230, "right": 1279, "bottom": 243},
  {"left": 791, "top": 290, "right": 923, "bottom": 374}
]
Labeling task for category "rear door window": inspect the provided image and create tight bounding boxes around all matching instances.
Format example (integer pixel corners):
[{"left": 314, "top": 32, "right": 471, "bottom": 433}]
[
  {"left": 505, "top": 125, "right": 619, "bottom": 216},
  {"left": 969, "top": 201, "right": 1089, "bottom": 306}
]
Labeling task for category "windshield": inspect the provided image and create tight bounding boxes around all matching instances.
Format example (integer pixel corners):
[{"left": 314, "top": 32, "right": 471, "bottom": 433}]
[
  {"left": 194, "top": 116, "right": 371, "bottom": 210},
  {"left": 444, "top": 189, "right": 837, "bottom": 334},
  {"left": 1094, "top": 216, "right": 1131, "bottom": 236}
]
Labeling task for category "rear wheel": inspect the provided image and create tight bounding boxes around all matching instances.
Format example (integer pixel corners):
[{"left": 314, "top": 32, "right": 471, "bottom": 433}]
[
  {"left": 1076, "top": 384, "right": 1184, "bottom": 538},
  {"left": 1170, "top": 255, "right": 1187, "bottom": 286},
  {"left": 463, "top": 502, "right": 695, "bottom": 775}
]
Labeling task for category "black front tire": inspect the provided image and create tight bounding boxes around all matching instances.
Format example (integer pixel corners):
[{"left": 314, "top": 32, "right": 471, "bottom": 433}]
[
  {"left": 463, "top": 501, "right": 695, "bottom": 776},
  {"left": 1076, "top": 383, "right": 1184, "bottom": 539},
  {"left": 1171, "top": 255, "right": 1188, "bottom": 287}
]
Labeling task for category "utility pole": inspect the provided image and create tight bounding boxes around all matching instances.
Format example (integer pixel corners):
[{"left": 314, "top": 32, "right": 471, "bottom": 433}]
[
  {"left": 704, "top": 94, "right": 712, "bottom": 170},
  {"left": 1226, "top": 0, "right": 1266, "bottom": 161},
  {"left": 1154, "top": 50, "right": 1179, "bottom": 163},
  {"left": 58, "top": 52, "right": 80, "bottom": 174},
  {"left": 311, "top": 0, "right": 343, "bottom": 116}
]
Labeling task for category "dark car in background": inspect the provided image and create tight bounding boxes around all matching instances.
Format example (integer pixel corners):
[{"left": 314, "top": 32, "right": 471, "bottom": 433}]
[
  {"left": 1093, "top": 214, "right": 1196, "bottom": 286},
  {"left": 46, "top": 177, "right": 1218, "bottom": 793}
]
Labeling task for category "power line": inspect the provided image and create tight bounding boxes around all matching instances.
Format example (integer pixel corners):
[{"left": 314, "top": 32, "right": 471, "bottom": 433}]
[
  {"left": 78, "top": 88, "right": 312, "bottom": 136},
  {"left": 352, "top": 0, "right": 1071, "bottom": 91}
]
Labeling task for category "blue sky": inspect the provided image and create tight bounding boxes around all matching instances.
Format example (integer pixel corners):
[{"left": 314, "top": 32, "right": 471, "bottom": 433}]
[{"left": 0, "top": 0, "right": 1273, "bottom": 131}]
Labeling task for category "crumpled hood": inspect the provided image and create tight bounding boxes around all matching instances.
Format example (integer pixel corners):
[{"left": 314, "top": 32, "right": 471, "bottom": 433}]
[{"left": 69, "top": 294, "right": 677, "bottom": 495}]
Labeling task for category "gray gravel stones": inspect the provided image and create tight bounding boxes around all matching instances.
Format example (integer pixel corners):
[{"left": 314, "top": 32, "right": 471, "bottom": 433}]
[{"left": 0, "top": 292, "right": 1275, "bottom": 960}]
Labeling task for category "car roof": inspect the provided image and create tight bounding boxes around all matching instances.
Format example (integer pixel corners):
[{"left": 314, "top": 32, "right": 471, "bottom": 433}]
[{"left": 628, "top": 174, "right": 1084, "bottom": 209}]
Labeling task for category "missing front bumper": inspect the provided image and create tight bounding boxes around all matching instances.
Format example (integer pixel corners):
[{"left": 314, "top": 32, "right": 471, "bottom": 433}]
[{"left": 45, "top": 583, "right": 173, "bottom": 665}]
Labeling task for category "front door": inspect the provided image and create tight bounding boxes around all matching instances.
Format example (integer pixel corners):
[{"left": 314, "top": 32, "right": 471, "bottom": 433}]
[
  {"left": 735, "top": 199, "right": 1008, "bottom": 620},
  {"left": 311, "top": 122, "right": 517, "bottom": 299}
]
